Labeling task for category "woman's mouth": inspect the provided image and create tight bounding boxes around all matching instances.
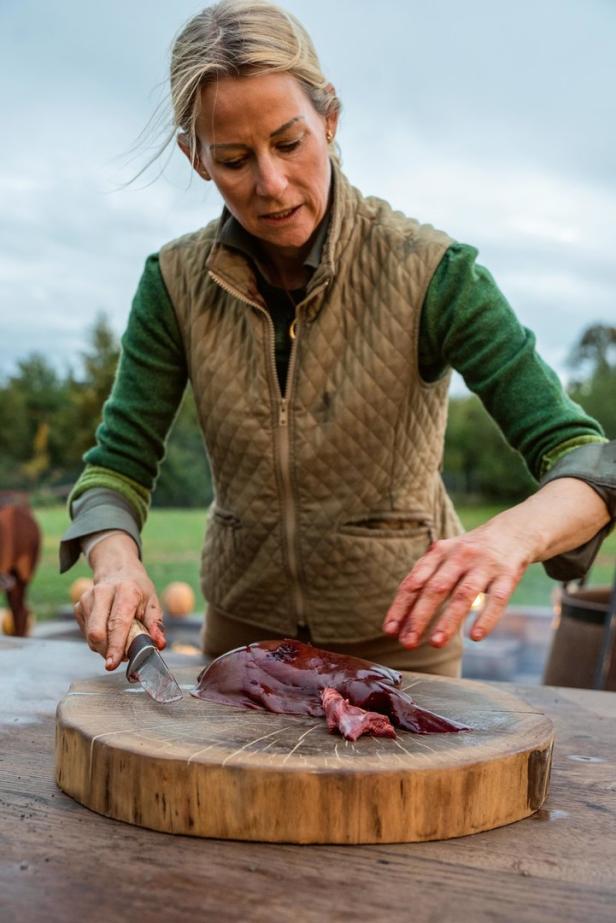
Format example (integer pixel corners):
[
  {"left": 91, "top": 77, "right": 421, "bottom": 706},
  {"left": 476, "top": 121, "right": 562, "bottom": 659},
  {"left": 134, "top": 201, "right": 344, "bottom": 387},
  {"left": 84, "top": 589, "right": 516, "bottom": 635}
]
[{"left": 260, "top": 204, "right": 302, "bottom": 224}]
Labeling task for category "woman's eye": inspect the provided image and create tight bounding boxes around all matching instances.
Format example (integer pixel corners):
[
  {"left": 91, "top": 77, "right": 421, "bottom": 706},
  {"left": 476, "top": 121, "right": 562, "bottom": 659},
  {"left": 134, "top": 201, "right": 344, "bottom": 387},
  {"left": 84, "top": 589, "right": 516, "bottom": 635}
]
[
  {"left": 218, "top": 138, "right": 302, "bottom": 169},
  {"left": 221, "top": 159, "right": 247, "bottom": 170},
  {"left": 278, "top": 139, "right": 302, "bottom": 153}
]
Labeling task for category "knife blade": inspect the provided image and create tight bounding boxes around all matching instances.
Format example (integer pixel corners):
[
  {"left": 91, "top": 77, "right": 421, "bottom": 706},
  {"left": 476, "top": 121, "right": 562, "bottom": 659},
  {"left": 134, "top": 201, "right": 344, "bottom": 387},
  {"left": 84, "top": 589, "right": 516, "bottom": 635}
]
[{"left": 125, "top": 620, "right": 183, "bottom": 704}]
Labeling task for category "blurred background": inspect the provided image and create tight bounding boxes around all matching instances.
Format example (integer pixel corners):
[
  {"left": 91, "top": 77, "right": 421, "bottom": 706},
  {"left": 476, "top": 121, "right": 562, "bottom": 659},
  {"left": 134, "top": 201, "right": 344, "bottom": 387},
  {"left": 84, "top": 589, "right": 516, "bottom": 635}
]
[{"left": 1, "top": 0, "right": 614, "bottom": 679}]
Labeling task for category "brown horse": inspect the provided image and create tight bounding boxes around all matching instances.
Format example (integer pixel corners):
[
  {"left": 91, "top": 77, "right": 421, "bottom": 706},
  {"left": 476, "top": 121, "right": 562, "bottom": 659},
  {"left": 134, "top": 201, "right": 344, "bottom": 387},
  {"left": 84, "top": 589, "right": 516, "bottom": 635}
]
[{"left": 0, "top": 496, "right": 41, "bottom": 636}]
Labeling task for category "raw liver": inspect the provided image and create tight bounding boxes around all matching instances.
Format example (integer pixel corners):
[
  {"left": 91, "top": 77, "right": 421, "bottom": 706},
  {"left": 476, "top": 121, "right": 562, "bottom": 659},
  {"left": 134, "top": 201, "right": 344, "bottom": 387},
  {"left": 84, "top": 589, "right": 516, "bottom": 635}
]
[{"left": 192, "top": 639, "right": 468, "bottom": 734}]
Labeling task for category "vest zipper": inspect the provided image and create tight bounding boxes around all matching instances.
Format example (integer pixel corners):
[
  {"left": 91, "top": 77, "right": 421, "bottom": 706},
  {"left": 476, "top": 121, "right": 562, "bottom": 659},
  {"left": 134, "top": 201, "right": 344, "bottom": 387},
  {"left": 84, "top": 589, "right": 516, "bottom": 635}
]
[
  {"left": 273, "top": 285, "right": 328, "bottom": 628},
  {"left": 208, "top": 268, "right": 328, "bottom": 629}
]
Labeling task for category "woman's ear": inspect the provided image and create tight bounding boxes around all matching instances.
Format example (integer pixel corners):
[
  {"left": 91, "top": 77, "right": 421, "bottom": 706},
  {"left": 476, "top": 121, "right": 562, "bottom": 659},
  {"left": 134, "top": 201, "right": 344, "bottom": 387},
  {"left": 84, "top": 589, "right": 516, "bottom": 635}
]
[
  {"left": 177, "top": 132, "right": 211, "bottom": 181},
  {"left": 323, "top": 84, "right": 339, "bottom": 142}
]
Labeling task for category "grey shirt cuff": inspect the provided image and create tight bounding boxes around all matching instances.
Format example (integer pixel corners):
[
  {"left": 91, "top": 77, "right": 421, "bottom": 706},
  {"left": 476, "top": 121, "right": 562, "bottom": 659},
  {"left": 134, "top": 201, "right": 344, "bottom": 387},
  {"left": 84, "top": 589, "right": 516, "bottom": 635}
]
[
  {"left": 539, "top": 440, "right": 616, "bottom": 581},
  {"left": 59, "top": 488, "right": 142, "bottom": 574}
]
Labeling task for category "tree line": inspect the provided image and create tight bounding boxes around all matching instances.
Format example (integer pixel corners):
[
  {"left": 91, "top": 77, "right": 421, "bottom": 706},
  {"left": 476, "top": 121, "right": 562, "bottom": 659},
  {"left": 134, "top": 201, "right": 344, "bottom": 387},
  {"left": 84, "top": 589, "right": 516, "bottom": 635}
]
[{"left": 1, "top": 316, "right": 613, "bottom": 507}]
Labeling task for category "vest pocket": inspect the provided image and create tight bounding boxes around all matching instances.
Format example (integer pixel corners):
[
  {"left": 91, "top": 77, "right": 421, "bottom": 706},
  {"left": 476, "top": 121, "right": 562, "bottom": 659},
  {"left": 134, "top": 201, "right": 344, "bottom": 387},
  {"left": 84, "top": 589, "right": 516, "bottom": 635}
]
[
  {"left": 338, "top": 510, "right": 434, "bottom": 542},
  {"left": 201, "top": 507, "right": 242, "bottom": 599},
  {"left": 212, "top": 507, "right": 242, "bottom": 530},
  {"left": 208, "top": 507, "right": 242, "bottom": 559},
  {"left": 201, "top": 514, "right": 290, "bottom": 626},
  {"left": 306, "top": 521, "right": 435, "bottom": 641}
]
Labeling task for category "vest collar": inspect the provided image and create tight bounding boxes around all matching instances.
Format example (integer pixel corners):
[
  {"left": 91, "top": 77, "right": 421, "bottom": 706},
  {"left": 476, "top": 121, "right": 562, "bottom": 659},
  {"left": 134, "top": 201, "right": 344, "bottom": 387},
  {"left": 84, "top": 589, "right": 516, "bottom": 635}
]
[{"left": 217, "top": 205, "right": 330, "bottom": 277}]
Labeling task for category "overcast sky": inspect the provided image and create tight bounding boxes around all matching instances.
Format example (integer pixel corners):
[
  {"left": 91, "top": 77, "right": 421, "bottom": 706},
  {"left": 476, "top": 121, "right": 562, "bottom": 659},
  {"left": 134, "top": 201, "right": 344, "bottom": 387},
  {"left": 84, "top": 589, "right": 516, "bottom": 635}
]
[{"left": 1, "top": 0, "right": 615, "bottom": 392}]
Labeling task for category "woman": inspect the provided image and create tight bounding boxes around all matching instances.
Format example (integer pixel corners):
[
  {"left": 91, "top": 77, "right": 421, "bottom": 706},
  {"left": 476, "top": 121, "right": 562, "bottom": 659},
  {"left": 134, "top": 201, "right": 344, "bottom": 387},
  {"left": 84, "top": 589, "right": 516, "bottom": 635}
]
[{"left": 62, "top": 0, "right": 614, "bottom": 677}]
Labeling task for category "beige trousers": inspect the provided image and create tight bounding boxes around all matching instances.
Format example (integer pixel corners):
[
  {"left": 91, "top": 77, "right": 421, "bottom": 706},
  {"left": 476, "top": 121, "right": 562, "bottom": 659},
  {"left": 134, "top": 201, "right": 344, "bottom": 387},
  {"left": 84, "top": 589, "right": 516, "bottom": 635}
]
[{"left": 203, "top": 609, "right": 463, "bottom": 677}]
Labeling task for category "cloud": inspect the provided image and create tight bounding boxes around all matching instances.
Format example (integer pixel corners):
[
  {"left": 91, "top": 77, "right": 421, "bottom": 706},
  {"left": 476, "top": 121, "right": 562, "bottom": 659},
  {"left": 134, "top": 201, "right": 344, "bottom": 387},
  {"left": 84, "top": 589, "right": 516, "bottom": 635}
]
[{"left": 1, "top": 0, "right": 615, "bottom": 391}]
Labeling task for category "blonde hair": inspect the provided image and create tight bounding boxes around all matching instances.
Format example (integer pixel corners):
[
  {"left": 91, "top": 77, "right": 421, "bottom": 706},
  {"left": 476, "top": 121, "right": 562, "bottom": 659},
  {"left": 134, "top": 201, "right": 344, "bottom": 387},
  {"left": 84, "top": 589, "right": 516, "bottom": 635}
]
[{"left": 134, "top": 0, "right": 340, "bottom": 180}]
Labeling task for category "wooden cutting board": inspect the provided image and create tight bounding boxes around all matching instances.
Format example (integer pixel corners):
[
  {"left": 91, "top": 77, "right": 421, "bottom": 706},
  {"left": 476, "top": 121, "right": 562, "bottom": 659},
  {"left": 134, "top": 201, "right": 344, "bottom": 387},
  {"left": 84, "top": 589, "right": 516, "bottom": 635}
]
[{"left": 55, "top": 667, "right": 554, "bottom": 844}]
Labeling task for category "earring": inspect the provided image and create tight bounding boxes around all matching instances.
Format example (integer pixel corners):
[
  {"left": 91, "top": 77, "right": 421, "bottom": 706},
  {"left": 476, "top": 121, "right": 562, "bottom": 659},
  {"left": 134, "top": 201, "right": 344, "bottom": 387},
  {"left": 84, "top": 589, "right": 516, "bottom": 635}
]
[
  {"left": 195, "top": 157, "right": 211, "bottom": 181},
  {"left": 326, "top": 130, "right": 333, "bottom": 143}
]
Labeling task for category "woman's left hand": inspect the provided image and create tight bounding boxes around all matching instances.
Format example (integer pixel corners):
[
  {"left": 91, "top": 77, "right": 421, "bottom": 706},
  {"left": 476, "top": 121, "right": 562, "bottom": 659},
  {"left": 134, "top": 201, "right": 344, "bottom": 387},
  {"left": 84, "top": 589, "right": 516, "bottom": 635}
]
[
  {"left": 382, "top": 521, "right": 532, "bottom": 648},
  {"left": 382, "top": 477, "right": 611, "bottom": 649}
]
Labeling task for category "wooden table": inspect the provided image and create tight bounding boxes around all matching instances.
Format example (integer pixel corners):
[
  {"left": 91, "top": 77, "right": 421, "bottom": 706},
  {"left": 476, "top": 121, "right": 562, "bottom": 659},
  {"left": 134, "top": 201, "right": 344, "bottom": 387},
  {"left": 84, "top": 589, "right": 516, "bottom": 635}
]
[{"left": 1, "top": 637, "right": 615, "bottom": 923}]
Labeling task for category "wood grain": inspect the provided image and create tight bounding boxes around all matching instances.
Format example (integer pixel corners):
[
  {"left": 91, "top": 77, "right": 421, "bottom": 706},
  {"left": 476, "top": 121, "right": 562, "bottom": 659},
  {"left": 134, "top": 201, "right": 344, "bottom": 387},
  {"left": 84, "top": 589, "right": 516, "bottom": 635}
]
[
  {"left": 55, "top": 668, "right": 554, "bottom": 843},
  {"left": 2, "top": 639, "right": 616, "bottom": 923}
]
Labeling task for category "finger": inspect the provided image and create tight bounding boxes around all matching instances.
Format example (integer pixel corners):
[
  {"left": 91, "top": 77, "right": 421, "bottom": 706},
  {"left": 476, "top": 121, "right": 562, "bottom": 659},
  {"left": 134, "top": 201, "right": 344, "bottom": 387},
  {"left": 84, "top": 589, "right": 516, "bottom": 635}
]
[
  {"left": 73, "top": 588, "right": 93, "bottom": 632},
  {"left": 105, "top": 584, "right": 144, "bottom": 670},
  {"left": 428, "top": 570, "right": 491, "bottom": 647},
  {"left": 73, "top": 601, "right": 90, "bottom": 637},
  {"left": 84, "top": 585, "right": 115, "bottom": 658},
  {"left": 470, "top": 574, "right": 517, "bottom": 641},
  {"left": 142, "top": 596, "right": 166, "bottom": 650},
  {"left": 73, "top": 601, "right": 85, "bottom": 633},
  {"left": 383, "top": 543, "right": 445, "bottom": 634},
  {"left": 395, "top": 552, "right": 473, "bottom": 647}
]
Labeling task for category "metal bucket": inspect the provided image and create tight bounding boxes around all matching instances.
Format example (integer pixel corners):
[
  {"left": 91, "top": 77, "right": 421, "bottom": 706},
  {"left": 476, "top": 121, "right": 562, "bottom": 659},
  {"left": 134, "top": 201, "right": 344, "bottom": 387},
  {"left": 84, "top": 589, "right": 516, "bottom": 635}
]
[{"left": 543, "top": 584, "right": 616, "bottom": 690}]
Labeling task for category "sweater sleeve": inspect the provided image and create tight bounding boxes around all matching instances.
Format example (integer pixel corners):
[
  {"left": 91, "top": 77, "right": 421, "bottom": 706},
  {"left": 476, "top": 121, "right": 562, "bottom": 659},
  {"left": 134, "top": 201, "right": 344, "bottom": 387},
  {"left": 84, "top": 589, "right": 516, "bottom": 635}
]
[
  {"left": 59, "top": 488, "right": 142, "bottom": 573},
  {"left": 419, "top": 245, "right": 613, "bottom": 581},
  {"left": 419, "top": 243, "right": 606, "bottom": 480},
  {"left": 68, "top": 253, "right": 188, "bottom": 520}
]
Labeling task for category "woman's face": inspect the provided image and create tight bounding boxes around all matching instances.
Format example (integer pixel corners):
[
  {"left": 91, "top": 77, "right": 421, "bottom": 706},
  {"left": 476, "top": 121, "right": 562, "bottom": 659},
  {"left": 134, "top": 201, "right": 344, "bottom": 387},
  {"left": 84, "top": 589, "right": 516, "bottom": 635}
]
[{"left": 182, "top": 72, "right": 337, "bottom": 257}]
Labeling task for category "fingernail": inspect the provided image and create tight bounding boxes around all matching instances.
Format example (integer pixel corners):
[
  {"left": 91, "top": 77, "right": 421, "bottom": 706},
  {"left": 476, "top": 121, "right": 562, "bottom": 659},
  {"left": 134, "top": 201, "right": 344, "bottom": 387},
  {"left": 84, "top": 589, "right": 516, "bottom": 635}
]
[
  {"left": 431, "top": 631, "right": 445, "bottom": 646},
  {"left": 105, "top": 657, "right": 114, "bottom": 670},
  {"left": 472, "top": 628, "right": 485, "bottom": 641},
  {"left": 402, "top": 632, "right": 418, "bottom": 647}
]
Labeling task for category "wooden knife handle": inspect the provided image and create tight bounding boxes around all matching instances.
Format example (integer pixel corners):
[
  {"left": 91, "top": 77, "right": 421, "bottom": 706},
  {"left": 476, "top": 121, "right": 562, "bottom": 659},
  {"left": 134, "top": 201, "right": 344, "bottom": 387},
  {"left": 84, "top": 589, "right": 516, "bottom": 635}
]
[{"left": 125, "top": 619, "right": 149, "bottom": 655}]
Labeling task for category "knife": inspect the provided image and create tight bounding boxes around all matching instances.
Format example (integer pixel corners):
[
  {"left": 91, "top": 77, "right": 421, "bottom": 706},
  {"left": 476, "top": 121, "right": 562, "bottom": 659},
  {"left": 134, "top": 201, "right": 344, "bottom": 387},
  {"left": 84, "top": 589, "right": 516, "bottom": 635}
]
[{"left": 125, "top": 620, "right": 183, "bottom": 704}]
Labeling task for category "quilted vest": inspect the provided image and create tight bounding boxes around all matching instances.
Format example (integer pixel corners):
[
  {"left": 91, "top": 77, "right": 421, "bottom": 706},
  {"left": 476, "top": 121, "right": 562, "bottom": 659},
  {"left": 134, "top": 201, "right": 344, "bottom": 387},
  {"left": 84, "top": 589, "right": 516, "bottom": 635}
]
[{"left": 159, "top": 164, "right": 463, "bottom": 643}]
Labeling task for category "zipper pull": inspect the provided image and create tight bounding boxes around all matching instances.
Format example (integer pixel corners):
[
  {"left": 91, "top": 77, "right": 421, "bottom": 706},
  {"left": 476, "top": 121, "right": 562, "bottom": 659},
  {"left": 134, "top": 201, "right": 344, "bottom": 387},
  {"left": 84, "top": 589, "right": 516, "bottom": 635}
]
[{"left": 279, "top": 399, "right": 288, "bottom": 427}]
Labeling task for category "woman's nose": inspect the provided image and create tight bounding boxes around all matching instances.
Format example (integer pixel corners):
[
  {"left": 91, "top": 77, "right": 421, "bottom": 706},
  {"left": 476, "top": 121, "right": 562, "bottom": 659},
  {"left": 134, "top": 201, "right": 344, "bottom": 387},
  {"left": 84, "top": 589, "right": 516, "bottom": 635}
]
[{"left": 254, "top": 155, "right": 288, "bottom": 200}]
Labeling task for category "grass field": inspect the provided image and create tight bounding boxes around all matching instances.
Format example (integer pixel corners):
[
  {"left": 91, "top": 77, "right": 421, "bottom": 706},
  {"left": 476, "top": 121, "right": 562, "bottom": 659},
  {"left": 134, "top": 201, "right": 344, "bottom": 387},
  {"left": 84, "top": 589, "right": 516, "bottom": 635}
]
[{"left": 18, "top": 504, "right": 616, "bottom": 622}]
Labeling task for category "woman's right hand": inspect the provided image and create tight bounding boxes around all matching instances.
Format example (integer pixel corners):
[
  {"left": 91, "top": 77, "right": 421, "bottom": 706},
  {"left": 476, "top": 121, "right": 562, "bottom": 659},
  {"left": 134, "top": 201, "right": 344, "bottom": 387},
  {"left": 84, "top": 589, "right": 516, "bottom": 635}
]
[{"left": 73, "top": 533, "right": 166, "bottom": 671}]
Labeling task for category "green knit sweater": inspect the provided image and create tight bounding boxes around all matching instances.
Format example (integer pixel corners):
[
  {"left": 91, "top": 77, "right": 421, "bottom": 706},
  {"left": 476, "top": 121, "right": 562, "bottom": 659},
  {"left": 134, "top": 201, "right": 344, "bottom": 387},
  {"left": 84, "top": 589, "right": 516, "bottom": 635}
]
[{"left": 68, "top": 242, "right": 605, "bottom": 531}]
